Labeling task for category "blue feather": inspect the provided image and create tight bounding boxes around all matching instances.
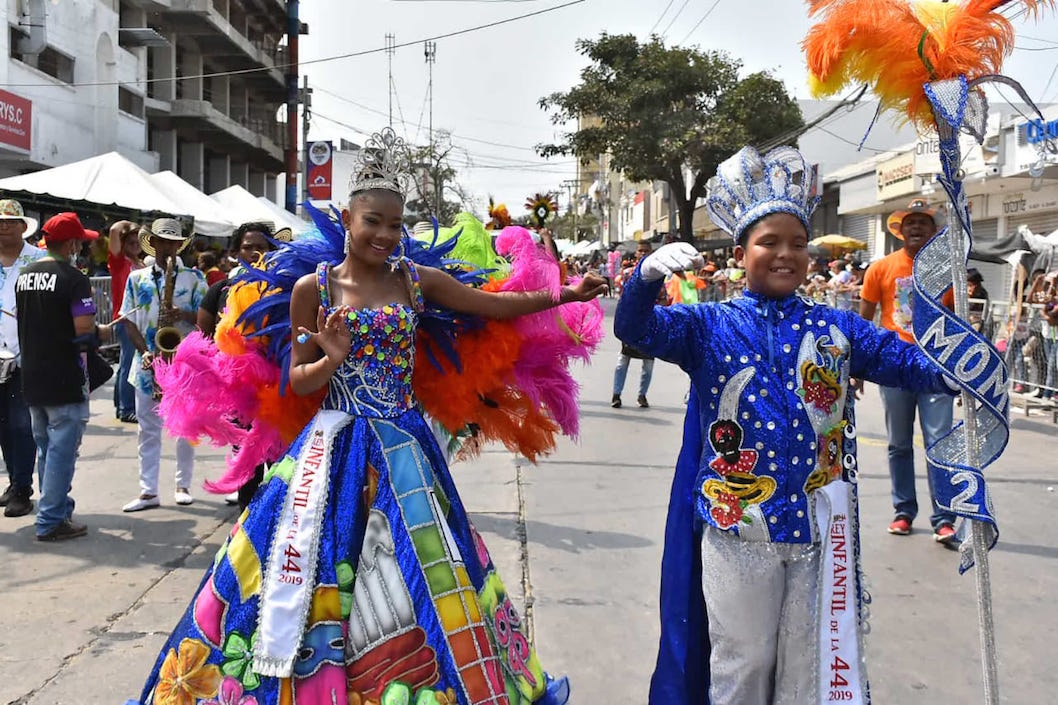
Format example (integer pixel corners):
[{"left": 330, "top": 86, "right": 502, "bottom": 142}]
[{"left": 229, "top": 201, "right": 489, "bottom": 393}]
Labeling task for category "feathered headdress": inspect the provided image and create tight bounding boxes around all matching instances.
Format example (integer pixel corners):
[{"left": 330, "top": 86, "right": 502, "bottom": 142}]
[
  {"left": 803, "top": 0, "right": 1056, "bottom": 130},
  {"left": 525, "top": 193, "right": 558, "bottom": 229},
  {"left": 487, "top": 197, "right": 512, "bottom": 230}
]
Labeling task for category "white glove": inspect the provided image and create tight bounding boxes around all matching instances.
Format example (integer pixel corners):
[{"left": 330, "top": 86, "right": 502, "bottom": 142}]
[{"left": 639, "top": 242, "right": 705, "bottom": 282}]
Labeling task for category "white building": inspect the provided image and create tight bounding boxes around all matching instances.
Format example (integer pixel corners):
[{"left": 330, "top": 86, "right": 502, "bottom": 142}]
[
  {"left": 0, "top": 0, "right": 288, "bottom": 221},
  {"left": 0, "top": 0, "right": 155, "bottom": 179}
]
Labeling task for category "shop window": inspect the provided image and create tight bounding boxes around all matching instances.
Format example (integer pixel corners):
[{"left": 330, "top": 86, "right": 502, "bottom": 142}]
[
  {"left": 9, "top": 28, "right": 75, "bottom": 84},
  {"left": 119, "top": 87, "right": 144, "bottom": 118}
]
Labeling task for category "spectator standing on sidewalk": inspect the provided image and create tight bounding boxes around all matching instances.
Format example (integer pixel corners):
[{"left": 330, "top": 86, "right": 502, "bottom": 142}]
[
  {"left": 860, "top": 198, "right": 958, "bottom": 545},
  {"left": 15, "top": 213, "right": 100, "bottom": 541},
  {"left": 119, "top": 219, "right": 207, "bottom": 513},
  {"left": 0, "top": 199, "right": 43, "bottom": 518},
  {"left": 108, "top": 221, "right": 143, "bottom": 423},
  {"left": 613, "top": 240, "right": 662, "bottom": 408}
]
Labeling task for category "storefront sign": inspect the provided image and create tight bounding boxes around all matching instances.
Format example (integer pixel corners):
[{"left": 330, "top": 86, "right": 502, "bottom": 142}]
[
  {"left": 914, "top": 134, "right": 986, "bottom": 176},
  {"left": 0, "top": 89, "right": 31, "bottom": 152},
  {"left": 876, "top": 152, "right": 916, "bottom": 200},
  {"left": 983, "top": 183, "right": 1058, "bottom": 220},
  {"left": 306, "top": 140, "right": 332, "bottom": 201},
  {"left": 1024, "top": 117, "right": 1058, "bottom": 144}
]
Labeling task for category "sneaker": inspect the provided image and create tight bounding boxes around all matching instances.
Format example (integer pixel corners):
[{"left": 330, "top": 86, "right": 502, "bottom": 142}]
[
  {"left": 887, "top": 516, "right": 912, "bottom": 535},
  {"left": 933, "top": 524, "right": 959, "bottom": 545},
  {"left": 611, "top": 395, "right": 622, "bottom": 409},
  {"left": 122, "top": 495, "right": 160, "bottom": 512},
  {"left": 0, "top": 484, "right": 12, "bottom": 507},
  {"left": 174, "top": 488, "right": 194, "bottom": 506},
  {"left": 223, "top": 491, "right": 239, "bottom": 506},
  {"left": 637, "top": 395, "right": 650, "bottom": 408},
  {"left": 37, "top": 519, "right": 87, "bottom": 542},
  {"left": 118, "top": 412, "right": 138, "bottom": 424},
  {"left": 3, "top": 491, "right": 33, "bottom": 518}
]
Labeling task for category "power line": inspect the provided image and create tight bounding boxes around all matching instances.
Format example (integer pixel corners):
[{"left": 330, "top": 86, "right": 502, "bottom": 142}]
[
  {"left": 648, "top": 0, "right": 676, "bottom": 35},
  {"left": 0, "top": 0, "right": 587, "bottom": 89},
  {"left": 678, "top": 0, "right": 722, "bottom": 45},
  {"left": 659, "top": 0, "right": 692, "bottom": 38},
  {"left": 313, "top": 86, "right": 545, "bottom": 152}
]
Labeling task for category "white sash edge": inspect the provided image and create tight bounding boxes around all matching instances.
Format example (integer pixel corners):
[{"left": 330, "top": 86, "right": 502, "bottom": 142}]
[
  {"left": 816, "top": 481, "right": 869, "bottom": 705},
  {"left": 252, "top": 409, "right": 351, "bottom": 677}
]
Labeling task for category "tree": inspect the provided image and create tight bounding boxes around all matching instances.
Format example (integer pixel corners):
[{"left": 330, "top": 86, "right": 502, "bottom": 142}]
[
  {"left": 539, "top": 34, "right": 804, "bottom": 242},
  {"left": 550, "top": 210, "right": 599, "bottom": 242},
  {"left": 404, "top": 131, "right": 471, "bottom": 226}
]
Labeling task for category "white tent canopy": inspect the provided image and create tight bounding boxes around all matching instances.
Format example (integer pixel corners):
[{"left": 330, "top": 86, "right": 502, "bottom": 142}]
[
  {"left": 211, "top": 185, "right": 313, "bottom": 237},
  {"left": 0, "top": 151, "right": 191, "bottom": 218},
  {"left": 148, "top": 170, "right": 235, "bottom": 239}
]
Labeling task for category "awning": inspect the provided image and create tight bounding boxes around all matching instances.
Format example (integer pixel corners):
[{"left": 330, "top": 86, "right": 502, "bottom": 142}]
[
  {"left": 148, "top": 170, "right": 235, "bottom": 239},
  {"left": 0, "top": 151, "right": 190, "bottom": 218}
]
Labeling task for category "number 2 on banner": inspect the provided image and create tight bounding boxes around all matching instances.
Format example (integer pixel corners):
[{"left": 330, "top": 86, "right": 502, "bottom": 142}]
[{"left": 950, "top": 471, "right": 981, "bottom": 514}]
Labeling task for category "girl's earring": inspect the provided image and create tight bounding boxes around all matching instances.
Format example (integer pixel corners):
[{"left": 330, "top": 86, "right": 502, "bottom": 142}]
[{"left": 387, "top": 238, "right": 407, "bottom": 267}]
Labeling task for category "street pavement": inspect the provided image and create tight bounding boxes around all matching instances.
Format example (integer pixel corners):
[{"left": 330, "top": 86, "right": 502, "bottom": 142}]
[{"left": 2, "top": 297, "right": 1056, "bottom": 704}]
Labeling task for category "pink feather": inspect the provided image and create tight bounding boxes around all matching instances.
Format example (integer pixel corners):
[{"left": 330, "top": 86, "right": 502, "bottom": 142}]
[{"left": 495, "top": 227, "right": 562, "bottom": 298}]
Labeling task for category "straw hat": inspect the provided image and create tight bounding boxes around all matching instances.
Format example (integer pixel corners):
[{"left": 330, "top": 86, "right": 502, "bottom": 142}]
[
  {"left": 886, "top": 198, "right": 940, "bottom": 239},
  {"left": 139, "top": 217, "right": 191, "bottom": 257},
  {"left": 0, "top": 199, "right": 38, "bottom": 239}
]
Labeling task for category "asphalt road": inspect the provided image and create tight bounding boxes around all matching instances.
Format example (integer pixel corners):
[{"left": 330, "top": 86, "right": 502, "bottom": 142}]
[{"left": 2, "top": 298, "right": 1055, "bottom": 704}]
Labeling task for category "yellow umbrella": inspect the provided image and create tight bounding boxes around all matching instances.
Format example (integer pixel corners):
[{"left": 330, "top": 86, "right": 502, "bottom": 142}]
[{"left": 808, "top": 234, "right": 868, "bottom": 255}]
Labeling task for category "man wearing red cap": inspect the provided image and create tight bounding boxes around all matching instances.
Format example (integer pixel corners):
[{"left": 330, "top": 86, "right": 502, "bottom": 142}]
[
  {"left": 15, "top": 213, "right": 100, "bottom": 541},
  {"left": 860, "top": 199, "right": 957, "bottom": 546}
]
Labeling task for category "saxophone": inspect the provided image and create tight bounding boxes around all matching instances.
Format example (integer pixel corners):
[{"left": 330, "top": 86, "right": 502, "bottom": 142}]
[{"left": 145, "top": 257, "right": 183, "bottom": 400}]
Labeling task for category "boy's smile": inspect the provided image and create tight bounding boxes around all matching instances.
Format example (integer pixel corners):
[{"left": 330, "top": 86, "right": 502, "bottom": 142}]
[{"left": 735, "top": 213, "right": 809, "bottom": 299}]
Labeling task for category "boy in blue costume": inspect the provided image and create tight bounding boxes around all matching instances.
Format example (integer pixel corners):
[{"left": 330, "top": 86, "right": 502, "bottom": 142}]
[{"left": 615, "top": 146, "right": 958, "bottom": 705}]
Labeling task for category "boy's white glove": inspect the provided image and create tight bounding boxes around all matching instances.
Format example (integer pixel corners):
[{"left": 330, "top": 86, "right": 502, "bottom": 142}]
[{"left": 639, "top": 242, "right": 705, "bottom": 282}]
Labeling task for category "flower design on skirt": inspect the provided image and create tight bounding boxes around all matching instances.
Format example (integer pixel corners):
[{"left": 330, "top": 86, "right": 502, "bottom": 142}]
[
  {"left": 155, "top": 638, "right": 222, "bottom": 705},
  {"left": 203, "top": 675, "right": 259, "bottom": 705},
  {"left": 220, "top": 630, "right": 260, "bottom": 691}
]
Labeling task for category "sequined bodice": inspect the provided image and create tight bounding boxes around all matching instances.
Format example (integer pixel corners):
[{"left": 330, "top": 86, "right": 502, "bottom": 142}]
[{"left": 317, "top": 263, "right": 421, "bottom": 418}]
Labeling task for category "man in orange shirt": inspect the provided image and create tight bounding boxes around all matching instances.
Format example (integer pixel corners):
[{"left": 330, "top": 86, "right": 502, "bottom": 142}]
[{"left": 860, "top": 199, "right": 957, "bottom": 545}]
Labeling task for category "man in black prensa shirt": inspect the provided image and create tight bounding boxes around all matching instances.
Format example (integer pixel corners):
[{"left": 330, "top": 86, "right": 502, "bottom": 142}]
[{"left": 15, "top": 213, "right": 100, "bottom": 542}]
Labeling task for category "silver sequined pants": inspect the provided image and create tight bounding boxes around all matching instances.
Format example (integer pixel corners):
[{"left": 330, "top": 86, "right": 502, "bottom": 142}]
[{"left": 701, "top": 527, "right": 821, "bottom": 705}]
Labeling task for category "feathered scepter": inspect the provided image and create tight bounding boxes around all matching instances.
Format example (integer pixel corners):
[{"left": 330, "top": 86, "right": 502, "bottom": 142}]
[{"left": 804, "top": 3, "right": 1056, "bottom": 703}]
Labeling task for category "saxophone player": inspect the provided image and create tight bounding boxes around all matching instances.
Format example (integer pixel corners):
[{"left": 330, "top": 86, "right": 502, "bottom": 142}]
[{"left": 119, "top": 218, "right": 207, "bottom": 513}]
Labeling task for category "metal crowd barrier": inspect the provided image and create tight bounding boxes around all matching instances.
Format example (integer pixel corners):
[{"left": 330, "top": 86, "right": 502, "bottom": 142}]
[
  {"left": 986, "top": 300, "right": 1057, "bottom": 419},
  {"left": 89, "top": 276, "right": 115, "bottom": 327}
]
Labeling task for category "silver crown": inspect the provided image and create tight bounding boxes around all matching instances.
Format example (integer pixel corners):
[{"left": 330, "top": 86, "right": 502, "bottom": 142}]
[
  {"left": 349, "top": 127, "right": 409, "bottom": 198},
  {"left": 706, "top": 146, "right": 819, "bottom": 240}
]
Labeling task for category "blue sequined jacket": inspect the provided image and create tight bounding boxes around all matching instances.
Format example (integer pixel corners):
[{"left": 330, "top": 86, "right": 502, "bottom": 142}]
[{"left": 615, "top": 267, "right": 953, "bottom": 544}]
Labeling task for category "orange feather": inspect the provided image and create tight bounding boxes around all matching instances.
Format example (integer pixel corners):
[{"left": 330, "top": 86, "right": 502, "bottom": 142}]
[{"left": 804, "top": 0, "right": 1055, "bottom": 129}]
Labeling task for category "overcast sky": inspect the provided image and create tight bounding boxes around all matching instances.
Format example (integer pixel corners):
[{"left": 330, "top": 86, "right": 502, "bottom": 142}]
[{"left": 299, "top": 0, "right": 1058, "bottom": 219}]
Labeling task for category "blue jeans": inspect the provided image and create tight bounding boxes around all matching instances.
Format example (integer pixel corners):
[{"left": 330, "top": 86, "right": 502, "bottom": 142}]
[
  {"left": 113, "top": 321, "right": 136, "bottom": 416},
  {"left": 29, "top": 402, "right": 89, "bottom": 535},
  {"left": 878, "top": 386, "right": 956, "bottom": 530},
  {"left": 0, "top": 369, "right": 36, "bottom": 493},
  {"left": 613, "top": 354, "right": 654, "bottom": 398}
]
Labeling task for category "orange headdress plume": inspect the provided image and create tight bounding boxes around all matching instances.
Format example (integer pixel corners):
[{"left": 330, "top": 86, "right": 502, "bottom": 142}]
[{"left": 804, "top": 0, "right": 1055, "bottom": 130}]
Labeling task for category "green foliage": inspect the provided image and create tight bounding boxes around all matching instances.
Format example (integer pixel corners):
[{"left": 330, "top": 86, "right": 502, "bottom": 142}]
[{"left": 539, "top": 34, "right": 803, "bottom": 240}]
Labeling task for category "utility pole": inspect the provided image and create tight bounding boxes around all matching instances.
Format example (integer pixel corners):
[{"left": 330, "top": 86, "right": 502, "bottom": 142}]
[
  {"left": 561, "top": 178, "right": 579, "bottom": 241},
  {"left": 424, "top": 40, "right": 438, "bottom": 217},
  {"left": 385, "top": 33, "right": 396, "bottom": 128},
  {"left": 284, "top": 0, "right": 300, "bottom": 213},
  {"left": 300, "top": 76, "right": 312, "bottom": 212}
]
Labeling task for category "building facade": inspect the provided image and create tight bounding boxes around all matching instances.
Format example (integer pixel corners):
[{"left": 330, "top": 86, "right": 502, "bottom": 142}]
[
  {"left": 0, "top": 0, "right": 286, "bottom": 200},
  {"left": 825, "top": 103, "right": 1058, "bottom": 296}
]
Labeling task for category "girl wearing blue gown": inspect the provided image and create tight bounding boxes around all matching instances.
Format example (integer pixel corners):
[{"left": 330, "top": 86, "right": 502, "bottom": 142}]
[{"left": 130, "top": 134, "right": 605, "bottom": 705}]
